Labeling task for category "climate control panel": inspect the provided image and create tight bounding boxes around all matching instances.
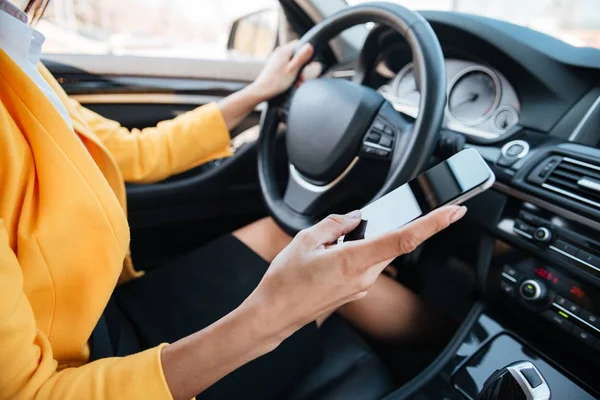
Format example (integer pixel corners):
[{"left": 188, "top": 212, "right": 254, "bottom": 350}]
[{"left": 499, "top": 262, "right": 600, "bottom": 352}]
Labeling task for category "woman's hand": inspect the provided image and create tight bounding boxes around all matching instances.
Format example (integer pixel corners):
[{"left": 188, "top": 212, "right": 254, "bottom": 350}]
[
  {"left": 249, "top": 40, "right": 315, "bottom": 102},
  {"left": 217, "top": 40, "right": 316, "bottom": 131},
  {"left": 245, "top": 205, "right": 468, "bottom": 342},
  {"left": 162, "top": 205, "right": 466, "bottom": 400}
]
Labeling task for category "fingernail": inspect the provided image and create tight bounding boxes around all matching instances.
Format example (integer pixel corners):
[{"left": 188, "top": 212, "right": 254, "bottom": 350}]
[
  {"left": 450, "top": 206, "right": 467, "bottom": 223},
  {"left": 346, "top": 210, "right": 362, "bottom": 219}
]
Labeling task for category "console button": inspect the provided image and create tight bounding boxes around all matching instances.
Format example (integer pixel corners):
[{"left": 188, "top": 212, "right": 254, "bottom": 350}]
[
  {"left": 577, "top": 250, "right": 600, "bottom": 268},
  {"left": 384, "top": 126, "right": 394, "bottom": 135},
  {"left": 379, "top": 135, "right": 392, "bottom": 148},
  {"left": 514, "top": 220, "right": 534, "bottom": 234},
  {"left": 555, "top": 295, "right": 581, "bottom": 315},
  {"left": 520, "top": 367, "right": 543, "bottom": 388},
  {"left": 518, "top": 210, "right": 539, "bottom": 225},
  {"left": 500, "top": 281, "right": 516, "bottom": 298},
  {"left": 553, "top": 240, "right": 578, "bottom": 256},
  {"left": 502, "top": 265, "right": 523, "bottom": 281},
  {"left": 572, "top": 326, "right": 597, "bottom": 347},
  {"left": 533, "top": 227, "right": 553, "bottom": 243},
  {"left": 521, "top": 282, "right": 538, "bottom": 298},
  {"left": 506, "top": 144, "right": 525, "bottom": 157},
  {"left": 541, "top": 310, "right": 574, "bottom": 332},
  {"left": 580, "top": 310, "right": 600, "bottom": 329}
]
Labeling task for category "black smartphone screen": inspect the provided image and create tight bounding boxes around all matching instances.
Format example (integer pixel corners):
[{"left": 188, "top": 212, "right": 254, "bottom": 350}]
[{"left": 344, "top": 148, "right": 492, "bottom": 241}]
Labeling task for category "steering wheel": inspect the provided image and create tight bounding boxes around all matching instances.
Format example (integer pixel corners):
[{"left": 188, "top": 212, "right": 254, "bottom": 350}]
[{"left": 258, "top": 2, "right": 446, "bottom": 235}]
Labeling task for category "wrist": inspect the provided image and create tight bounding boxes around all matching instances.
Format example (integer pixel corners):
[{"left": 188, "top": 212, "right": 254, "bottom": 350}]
[
  {"left": 237, "top": 289, "right": 295, "bottom": 349},
  {"left": 244, "top": 82, "right": 271, "bottom": 104}
]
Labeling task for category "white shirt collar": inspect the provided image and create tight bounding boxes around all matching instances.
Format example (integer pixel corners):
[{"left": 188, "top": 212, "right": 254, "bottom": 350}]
[{"left": 0, "top": 0, "right": 45, "bottom": 65}]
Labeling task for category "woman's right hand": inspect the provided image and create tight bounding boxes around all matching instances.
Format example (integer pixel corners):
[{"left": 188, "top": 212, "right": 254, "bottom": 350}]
[{"left": 245, "top": 205, "right": 467, "bottom": 342}]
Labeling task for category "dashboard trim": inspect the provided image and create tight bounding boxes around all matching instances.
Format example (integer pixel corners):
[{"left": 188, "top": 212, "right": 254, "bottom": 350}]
[
  {"left": 493, "top": 182, "right": 600, "bottom": 232},
  {"left": 568, "top": 94, "right": 600, "bottom": 142},
  {"left": 549, "top": 245, "right": 600, "bottom": 274}
]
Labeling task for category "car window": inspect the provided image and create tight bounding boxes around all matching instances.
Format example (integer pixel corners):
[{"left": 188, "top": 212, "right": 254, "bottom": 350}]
[
  {"left": 23, "top": 0, "right": 278, "bottom": 60},
  {"left": 346, "top": 0, "right": 600, "bottom": 50}
]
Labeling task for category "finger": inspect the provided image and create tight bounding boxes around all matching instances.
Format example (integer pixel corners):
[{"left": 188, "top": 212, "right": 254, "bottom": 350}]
[
  {"left": 301, "top": 61, "right": 323, "bottom": 81},
  {"left": 288, "top": 43, "right": 314, "bottom": 72},
  {"left": 299, "top": 211, "right": 362, "bottom": 248},
  {"left": 273, "top": 40, "right": 298, "bottom": 60},
  {"left": 337, "top": 205, "right": 467, "bottom": 270}
]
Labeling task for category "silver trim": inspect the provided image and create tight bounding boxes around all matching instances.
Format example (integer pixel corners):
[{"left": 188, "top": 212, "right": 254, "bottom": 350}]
[
  {"left": 542, "top": 183, "right": 600, "bottom": 209},
  {"left": 563, "top": 156, "right": 600, "bottom": 172},
  {"left": 502, "top": 272, "right": 518, "bottom": 283},
  {"left": 288, "top": 157, "right": 359, "bottom": 193},
  {"left": 506, "top": 361, "right": 551, "bottom": 400},
  {"left": 362, "top": 141, "right": 391, "bottom": 151},
  {"left": 513, "top": 227, "right": 533, "bottom": 239},
  {"left": 72, "top": 93, "right": 266, "bottom": 111},
  {"left": 72, "top": 93, "right": 222, "bottom": 105},
  {"left": 493, "top": 182, "right": 600, "bottom": 231},
  {"left": 549, "top": 245, "right": 600, "bottom": 273},
  {"left": 553, "top": 302, "right": 600, "bottom": 334},
  {"left": 446, "top": 65, "right": 502, "bottom": 127},
  {"left": 331, "top": 69, "right": 356, "bottom": 79},
  {"left": 577, "top": 177, "right": 600, "bottom": 192},
  {"left": 520, "top": 279, "right": 542, "bottom": 300},
  {"left": 568, "top": 94, "right": 600, "bottom": 141},
  {"left": 501, "top": 140, "right": 530, "bottom": 159}
]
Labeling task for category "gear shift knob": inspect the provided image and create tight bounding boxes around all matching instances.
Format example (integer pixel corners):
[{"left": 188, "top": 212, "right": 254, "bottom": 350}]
[{"left": 477, "top": 361, "right": 551, "bottom": 400}]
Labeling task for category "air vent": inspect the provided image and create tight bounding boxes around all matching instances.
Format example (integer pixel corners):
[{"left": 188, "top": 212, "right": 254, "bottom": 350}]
[{"left": 528, "top": 156, "right": 600, "bottom": 209}]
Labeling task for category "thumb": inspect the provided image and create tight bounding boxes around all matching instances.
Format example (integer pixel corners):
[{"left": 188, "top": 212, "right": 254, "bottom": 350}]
[{"left": 300, "top": 211, "right": 362, "bottom": 247}]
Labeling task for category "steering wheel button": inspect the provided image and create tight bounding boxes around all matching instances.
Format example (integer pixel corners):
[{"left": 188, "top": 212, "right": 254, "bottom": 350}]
[
  {"left": 379, "top": 136, "right": 392, "bottom": 148},
  {"left": 367, "top": 132, "right": 381, "bottom": 142},
  {"left": 383, "top": 126, "right": 394, "bottom": 135},
  {"left": 372, "top": 119, "right": 386, "bottom": 131}
]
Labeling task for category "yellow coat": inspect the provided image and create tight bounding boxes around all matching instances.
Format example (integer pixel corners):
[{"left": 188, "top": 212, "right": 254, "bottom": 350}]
[{"left": 0, "top": 49, "right": 232, "bottom": 399}]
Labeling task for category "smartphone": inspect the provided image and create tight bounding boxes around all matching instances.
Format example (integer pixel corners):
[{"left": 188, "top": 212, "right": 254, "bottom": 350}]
[{"left": 343, "top": 148, "right": 495, "bottom": 241}]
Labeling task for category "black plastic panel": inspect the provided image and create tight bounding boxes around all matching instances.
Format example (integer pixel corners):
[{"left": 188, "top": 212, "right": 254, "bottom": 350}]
[{"left": 452, "top": 334, "right": 593, "bottom": 399}]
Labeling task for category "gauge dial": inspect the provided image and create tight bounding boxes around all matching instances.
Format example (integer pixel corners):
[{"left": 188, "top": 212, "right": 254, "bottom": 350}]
[
  {"left": 448, "top": 67, "right": 500, "bottom": 126},
  {"left": 393, "top": 63, "right": 420, "bottom": 105}
]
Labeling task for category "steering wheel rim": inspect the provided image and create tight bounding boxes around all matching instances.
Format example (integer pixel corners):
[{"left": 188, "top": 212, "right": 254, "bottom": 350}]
[{"left": 258, "top": 2, "right": 446, "bottom": 235}]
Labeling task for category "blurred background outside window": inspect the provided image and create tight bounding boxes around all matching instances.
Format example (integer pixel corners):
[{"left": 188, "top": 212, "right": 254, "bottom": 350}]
[
  {"left": 14, "top": 0, "right": 277, "bottom": 59},
  {"left": 349, "top": 0, "right": 600, "bottom": 49}
]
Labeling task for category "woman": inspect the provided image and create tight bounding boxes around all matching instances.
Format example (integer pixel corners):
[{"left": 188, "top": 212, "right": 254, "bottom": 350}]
[{"left": 0, "top": 0, "right": 467, "bottom": 399}]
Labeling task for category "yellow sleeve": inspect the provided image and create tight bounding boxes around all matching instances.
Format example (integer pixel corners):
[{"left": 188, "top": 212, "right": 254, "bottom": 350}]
[
  {"left": 0, "top": 220, "right": 173, "bottom": 400},
  {"left": 72, "top": 100, "right": 233, "bottom": 183}
]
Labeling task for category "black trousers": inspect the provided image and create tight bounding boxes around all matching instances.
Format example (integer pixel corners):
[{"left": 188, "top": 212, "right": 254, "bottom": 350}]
[{"left": 92, "top": 235, "right": 322, "bottom": 400}]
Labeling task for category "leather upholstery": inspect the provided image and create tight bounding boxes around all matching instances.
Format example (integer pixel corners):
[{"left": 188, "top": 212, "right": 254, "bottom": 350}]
[{"left": 289, "top": 316, "right": 395, "bottom": 400}]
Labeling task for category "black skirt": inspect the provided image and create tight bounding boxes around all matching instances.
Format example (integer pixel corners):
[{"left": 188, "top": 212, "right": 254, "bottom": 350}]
[{"left": 94, "top": 235, "right": 322, "bottom": 400}]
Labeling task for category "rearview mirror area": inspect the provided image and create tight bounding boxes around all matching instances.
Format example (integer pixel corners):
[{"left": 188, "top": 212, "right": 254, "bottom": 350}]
[{"left": 227, "top": 9, "right": 279, "bottom": 59}]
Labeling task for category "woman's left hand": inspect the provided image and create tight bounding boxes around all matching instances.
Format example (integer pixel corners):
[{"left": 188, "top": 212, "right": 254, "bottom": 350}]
[{"left": 249, "top": 40, "right": 317, "bottom": 101}]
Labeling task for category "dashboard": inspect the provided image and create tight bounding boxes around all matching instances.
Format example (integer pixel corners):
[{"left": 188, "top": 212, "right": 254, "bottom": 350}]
[
  {"left": 328, "top": 9, "right": 600, "bottom": 398},
  {"left": 377, "top": 59, "right": 520, "bottom": 140}
]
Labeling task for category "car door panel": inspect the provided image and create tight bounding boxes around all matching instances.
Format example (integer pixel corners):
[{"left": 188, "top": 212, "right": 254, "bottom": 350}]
[{"left": 43, "top": 54, "right": 272, "bottom": 269}]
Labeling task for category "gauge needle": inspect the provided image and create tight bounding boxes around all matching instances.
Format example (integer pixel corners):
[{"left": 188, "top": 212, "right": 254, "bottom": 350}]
[{"left": 451, "top": 92, "right": 479, "bottom": 109}]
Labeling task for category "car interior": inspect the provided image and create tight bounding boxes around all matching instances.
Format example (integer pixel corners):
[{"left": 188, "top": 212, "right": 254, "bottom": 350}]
[{"left": 43, "top": 0, "right": 600, "bottom": 399}]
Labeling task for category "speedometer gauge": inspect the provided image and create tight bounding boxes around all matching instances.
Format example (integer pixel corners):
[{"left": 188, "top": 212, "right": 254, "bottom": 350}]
[
  {"left": 447, "top": 67, "right": 500, "bottom": 126},
  {"left": 392, "top": 63, "right": 420, "bottom": 105}
]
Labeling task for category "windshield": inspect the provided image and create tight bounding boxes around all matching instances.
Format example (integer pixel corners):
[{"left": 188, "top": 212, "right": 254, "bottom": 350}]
[{"left": 345, "top": 0, "right": 600, "bottom": 49}]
